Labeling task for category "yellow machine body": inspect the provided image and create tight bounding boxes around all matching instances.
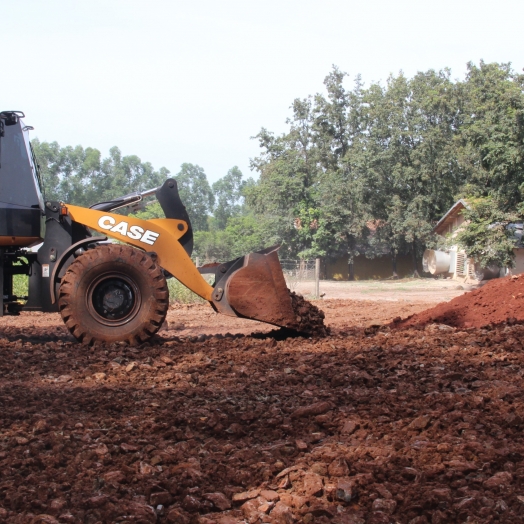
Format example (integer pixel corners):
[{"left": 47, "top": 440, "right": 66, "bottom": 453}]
[
  {"left": 66, "top": 205, "right": 214, "bottom": 302},
  {"left": 0, "top": 111, "right": 304, "bottom": 340}
]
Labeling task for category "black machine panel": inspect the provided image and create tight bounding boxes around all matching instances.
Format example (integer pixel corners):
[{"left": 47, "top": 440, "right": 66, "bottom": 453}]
[
  {"left": 155, "top": 178, "right": 193, "bottom": 256},
  {"left": 0, "top": 207, "right": 42, "bottom": 239},
  {"left": 0, "top": 115, "right": 44, "bottom": 241}
]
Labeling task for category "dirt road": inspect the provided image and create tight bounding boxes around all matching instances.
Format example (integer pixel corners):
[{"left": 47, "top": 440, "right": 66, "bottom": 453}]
[
  {"left": 293, "top": 278, "right": 474, "bottom": 302},
  {"left": 0, "top": 293, "right": 523, "bottom": 523}
]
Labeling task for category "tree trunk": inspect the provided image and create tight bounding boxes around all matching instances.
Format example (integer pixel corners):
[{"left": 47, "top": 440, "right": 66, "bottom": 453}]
[
  {"left": 346, "top": 237, "right": 356, "bottom": 281},
  {"left": 348, "top": 260, "right": 355, "bottom": 281},
  {"left": 412, "top": 240, "right": 420, "bottom": 278},
  {"left": 391, "top": 252, "right": 399, "bottom": 279}
]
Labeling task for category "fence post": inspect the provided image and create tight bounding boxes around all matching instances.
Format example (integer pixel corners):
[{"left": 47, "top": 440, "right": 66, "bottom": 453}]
[
  {"left": 195, "top": 256, "right": 200, "bottom": 268},
  {"left": 315, "top": 258, "right": 320, "bottom": 298}
]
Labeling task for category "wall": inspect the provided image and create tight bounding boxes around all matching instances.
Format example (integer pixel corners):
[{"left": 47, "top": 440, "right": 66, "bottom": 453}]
[
  {"left": 325, "top": 254, "right": 425, "bottom": 281},
  {"left": 439, "top": 213, "right": 467, "bottom": 238},
  {"left": 513, "top": 249, "right": 524, "bottom": 275}
]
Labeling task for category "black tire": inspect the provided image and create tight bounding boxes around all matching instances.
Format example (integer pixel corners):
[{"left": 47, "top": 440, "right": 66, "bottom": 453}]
[{"left": 58, "top": 244, "right": 169, "bottom": 345}]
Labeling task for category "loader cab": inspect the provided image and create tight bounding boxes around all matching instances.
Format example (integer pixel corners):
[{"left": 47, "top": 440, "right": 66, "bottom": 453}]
[{"left": 0, "top": 111, "right": 45, "bottom": 247}]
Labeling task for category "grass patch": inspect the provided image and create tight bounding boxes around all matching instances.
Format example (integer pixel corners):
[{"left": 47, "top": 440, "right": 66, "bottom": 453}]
[
  {"left": 167, "top": 278, "right": 208, "bottom": 304},
  {"left": 12, "top": 272, "right": 210, "bottom": 305},
  {"left": 13, "top": 274, "right": 28, "bottom": 299}
]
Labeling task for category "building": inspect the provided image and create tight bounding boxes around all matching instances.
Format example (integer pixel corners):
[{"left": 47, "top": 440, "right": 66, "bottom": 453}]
[{"left": 423, "top": 199, "right": 524, "bottom": 282}]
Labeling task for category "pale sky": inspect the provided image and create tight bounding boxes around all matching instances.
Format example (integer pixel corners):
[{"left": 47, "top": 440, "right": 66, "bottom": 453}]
[{"left": 3, "top": 0, "right": 523, "bottom": 184}]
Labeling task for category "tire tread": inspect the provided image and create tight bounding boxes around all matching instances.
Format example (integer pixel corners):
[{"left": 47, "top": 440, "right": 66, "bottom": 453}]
[{"left": 58, "top": 244, "right": 169, "bottom": 345}]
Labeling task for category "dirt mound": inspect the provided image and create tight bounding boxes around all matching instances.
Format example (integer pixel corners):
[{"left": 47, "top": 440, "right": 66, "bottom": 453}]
[
  {"left": 288, "top": 292, "right": 329, "bottom": 336},
  {"left": 395, "top": 274, "right": 524, "bottom": 329}
]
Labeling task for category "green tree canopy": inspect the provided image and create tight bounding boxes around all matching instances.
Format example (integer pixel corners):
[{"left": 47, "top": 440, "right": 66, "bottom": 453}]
[
  {"left": 33, "top": 60, "right": 524, "bottom": 272},
  {"left": 452, "top": 197, "right": 524, "bottom": 269},
  {"left": 175, "top": 163, "right": 214, "bottom": 231},
  {"left": 32, "top": 140, "right": 168, "bottom": 207},
  {"left": 212, "top": 166, "right": 246, "bottom": 230}
]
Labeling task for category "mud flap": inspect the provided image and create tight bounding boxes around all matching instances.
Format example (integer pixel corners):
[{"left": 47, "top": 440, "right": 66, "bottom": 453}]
[{"left": 210, "top": 246, "right": 297, "bottom": 328}]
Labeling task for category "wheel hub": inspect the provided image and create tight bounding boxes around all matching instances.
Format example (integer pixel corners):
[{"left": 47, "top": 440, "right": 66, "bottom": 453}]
[{"left": 87, "top": 273, "right": 141, "bottom": 325}]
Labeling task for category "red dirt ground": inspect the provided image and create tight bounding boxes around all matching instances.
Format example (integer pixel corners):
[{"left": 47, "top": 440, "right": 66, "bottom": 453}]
[
  {"left": 0, "top": 294, "right": 523, "bottom": 523},
  {"left": 396, "top": 274, "right": 524, "bottom": 329}
]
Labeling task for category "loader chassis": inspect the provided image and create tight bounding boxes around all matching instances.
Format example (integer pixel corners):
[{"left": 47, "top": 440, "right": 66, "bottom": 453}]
[
  {"left": 0, "top": 113, "right": 44, "bottom": 246},
  {"left": 0, "top": 110, "right": 302, "bottom": 344}
]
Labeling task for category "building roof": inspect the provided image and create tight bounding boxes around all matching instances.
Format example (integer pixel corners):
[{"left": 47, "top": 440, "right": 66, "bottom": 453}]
[
  {"left": 433, "top": 199, "right": 524, "bottom": 249},
  {"left": 433, "top": 199, "right": 469, "bottom": 236}
]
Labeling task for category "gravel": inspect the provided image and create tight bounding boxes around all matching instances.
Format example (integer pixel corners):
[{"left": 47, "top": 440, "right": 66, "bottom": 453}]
[{"left": 0, "top": 294, "right": 523, "bottom": 522}]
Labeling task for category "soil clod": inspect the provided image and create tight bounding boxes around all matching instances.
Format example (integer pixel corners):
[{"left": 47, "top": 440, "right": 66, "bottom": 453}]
[{"left": 288, "top": 291, "right": 329, "bottom": 336}]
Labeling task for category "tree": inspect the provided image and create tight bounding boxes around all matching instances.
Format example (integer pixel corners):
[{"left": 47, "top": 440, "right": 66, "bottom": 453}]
[
  {"left": 193, "top": 214, "right": 269, "bottom": 262},
  {"left": 32, "top": 139, "right": 103, "bottom": 205},
  {"left": 212, "top": 166, "right": 246, "bottom": 230},
  {"left": 359, "top": 69, "right": 462, "bottom": 275},
  {"left": 248, "top": 69, "right": 364, "bottom": 259},
  {"left": 452, "top": 62, "right": 524, "bottom": 270},
  {"left": 193, "top": 230, "right": 234, "bottom": 262},
  {"left": 313, "top": 66, "right": 353, "bottom": 171},
  {"left": 247, "top": 107, "right": 319, "bottom": 257},
  {"left": 453, "top": 197, "right": 524, "bottom": 269},
  {"left": 456, "top": 61, "right": 524, "bottom": 209},
  {"left": 97, "top": 147, "right": 167, "bottom": 202},
  {"left": 33, "top": 62, "right": 524, "bottom": 278},
  {"left": 312, "top": 69, "right": 371, "bottom": 266},
  {"left": 175, "top": 163, "right": 214, "bottom": 231},
  {"left": 32, "top": 140, "right": 169, "bottom": 208},
  {"left": 31, "top": 139, "right": 70, "bottom": 201}
]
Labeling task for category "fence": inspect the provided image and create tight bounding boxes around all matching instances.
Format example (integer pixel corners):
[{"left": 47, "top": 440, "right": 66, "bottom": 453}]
[
  {"left": 280, "top": 259, "right": 316, "bottom": 282},
  {"left": 280, "top": 259, "right": 321, "bottom": 297}
]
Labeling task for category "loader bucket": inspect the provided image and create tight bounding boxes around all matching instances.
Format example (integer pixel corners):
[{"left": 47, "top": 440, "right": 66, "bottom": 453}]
[{"left": 210, "top": 246, "right": 298, "bottom": 328}]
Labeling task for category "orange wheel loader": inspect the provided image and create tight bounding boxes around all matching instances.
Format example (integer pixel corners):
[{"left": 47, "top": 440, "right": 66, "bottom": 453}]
[{"left": 0, "top": 111, "right": 309, "bottom": 344}]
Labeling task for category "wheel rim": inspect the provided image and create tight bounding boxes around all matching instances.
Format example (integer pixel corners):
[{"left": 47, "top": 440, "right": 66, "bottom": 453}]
[{"left": 86, "top": 272, "right": 141, "bottom": 326}]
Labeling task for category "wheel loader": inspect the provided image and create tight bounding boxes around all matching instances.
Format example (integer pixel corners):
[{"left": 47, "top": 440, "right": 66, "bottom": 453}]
[{"left": 0, "top": 110, "right": 320, "bottom": 344}]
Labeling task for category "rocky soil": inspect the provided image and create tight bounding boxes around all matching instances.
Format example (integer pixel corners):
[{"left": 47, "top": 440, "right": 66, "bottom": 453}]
[
  {"left": 0, "top": 287, "right": 523, "bottom": 523},
  {"left": 396, "top": 273, "right": 524, "bottom": 330},
  {"left": 287, "top": 292, "right": 329, "bottom": 336}
]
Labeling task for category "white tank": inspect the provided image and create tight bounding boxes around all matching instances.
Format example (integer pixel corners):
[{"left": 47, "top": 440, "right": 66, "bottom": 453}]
[{"left": 423, "top": 249, "right": 451, "bottom": 275}]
